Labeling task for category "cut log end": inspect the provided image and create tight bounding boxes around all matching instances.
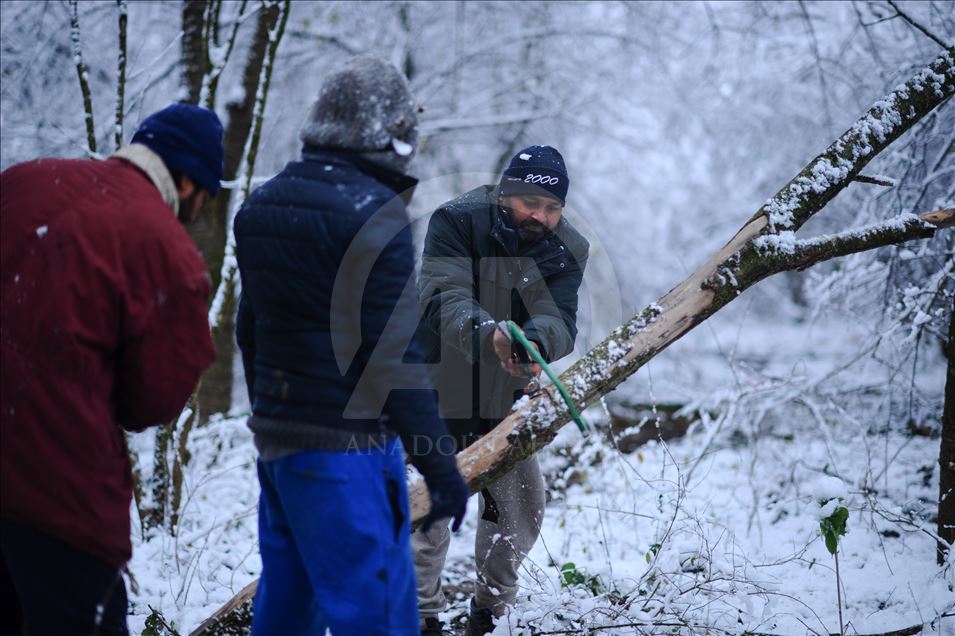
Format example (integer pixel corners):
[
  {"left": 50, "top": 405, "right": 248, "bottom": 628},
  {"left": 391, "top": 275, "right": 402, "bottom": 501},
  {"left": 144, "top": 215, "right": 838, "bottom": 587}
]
[{"left": 922, "top": 208, "right": 955, "bottom": 229}]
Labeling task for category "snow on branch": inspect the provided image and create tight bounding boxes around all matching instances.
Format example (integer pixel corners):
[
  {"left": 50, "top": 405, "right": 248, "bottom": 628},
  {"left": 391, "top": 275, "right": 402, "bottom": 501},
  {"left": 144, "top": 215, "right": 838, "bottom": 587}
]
[
  {"left": 755, "top": 209, "right": 953, "bottom": 272},
  {"left": 201, "top": 0, "right": 253, "bottom": 109},
  {"left": 760, "top": 49, "right": 953, "bottom": 232}
]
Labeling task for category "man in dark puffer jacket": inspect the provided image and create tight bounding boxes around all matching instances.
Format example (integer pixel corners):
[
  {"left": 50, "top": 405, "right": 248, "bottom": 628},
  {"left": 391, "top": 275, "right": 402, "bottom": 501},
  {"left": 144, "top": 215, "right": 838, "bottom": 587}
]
[{"left": 234, "top": 56, "right": 468, "bottom": 636}]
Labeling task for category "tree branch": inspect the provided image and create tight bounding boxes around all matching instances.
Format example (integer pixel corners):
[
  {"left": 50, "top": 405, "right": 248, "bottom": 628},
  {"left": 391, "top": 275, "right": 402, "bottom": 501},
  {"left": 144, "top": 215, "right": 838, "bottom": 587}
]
[
  {"left": 238, "top": 0, "right": 289, "bottom": 200},
  {"left": 853, "top": 173, "right": 895, "bottom": 187},
  {"left": 285, "top": 27, "right": 360, "bottom": 55},
  {"left": 420, "top": 108, "right": 564, "bottom": 134},
  {"left": 885, "top": 0, "right": 949, "bottom": 49},
  {"left": 759, "top": 48, "right": 953, "bottom": 233},
  {"left": 755, "top": 209, "right": 953, "bottom": 273},
  {"left": 202, "top": 0, "right": 252, "bottom": 109}
]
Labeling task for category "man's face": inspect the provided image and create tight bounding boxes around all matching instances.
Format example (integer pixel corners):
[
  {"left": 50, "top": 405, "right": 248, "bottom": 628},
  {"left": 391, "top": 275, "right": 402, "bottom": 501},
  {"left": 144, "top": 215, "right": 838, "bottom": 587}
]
[
  {"left": 176, "top": 177, "right": 210, "bottom": 225},
  {"left": 500, "top": 194, "right": 563, "bottom": 242}
]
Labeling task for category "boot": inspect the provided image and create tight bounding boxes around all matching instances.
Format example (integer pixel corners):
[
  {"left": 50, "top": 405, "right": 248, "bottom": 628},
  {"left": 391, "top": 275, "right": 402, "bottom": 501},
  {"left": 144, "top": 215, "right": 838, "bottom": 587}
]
[
  {"left": 421, "top": 616, "right": 446, "bottom": 636},
  {"left": 464, "top": 599, "right": 495, "bottom": 636}
]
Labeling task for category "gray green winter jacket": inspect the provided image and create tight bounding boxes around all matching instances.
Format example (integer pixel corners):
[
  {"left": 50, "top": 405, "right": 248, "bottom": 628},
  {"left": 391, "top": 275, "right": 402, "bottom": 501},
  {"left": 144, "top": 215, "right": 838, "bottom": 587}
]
[{"left": 415, "top": 185, "right": 589, "bottom": 443}]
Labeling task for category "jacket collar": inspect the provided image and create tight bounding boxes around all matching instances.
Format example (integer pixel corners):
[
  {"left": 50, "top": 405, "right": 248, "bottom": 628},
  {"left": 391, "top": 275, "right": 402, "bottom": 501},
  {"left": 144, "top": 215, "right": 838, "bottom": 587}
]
[
  {"left": 301, "top": 145, "right": 419, "bottom": 206},
  {"left": 111, "top": 144, "right": 179, "bottom": 216},
  {"left": 489, "top": 193, "right": 520, "bottom": 256}
]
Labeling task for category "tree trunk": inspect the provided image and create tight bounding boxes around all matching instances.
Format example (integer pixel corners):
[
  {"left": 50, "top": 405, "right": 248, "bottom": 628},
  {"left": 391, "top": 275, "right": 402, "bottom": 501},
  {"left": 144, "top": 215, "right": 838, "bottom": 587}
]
[
  {"left": 180, "top": 0, "right": 209, "bottom": 105},
  {"left": 606, "top": 401, "right": 698, "bottom": 453},
  {"left": 190, "top": 1, "right": 281, "bottom": 421},
  {"left": 191, "top": 48, "right": 954, "bottom": 636},
  {"left": 938, "top": 304, "right": 955, "bottom": 565},
  {"left": 114, "top": 0, "right": 127, "bottom": 151},
  {"left": 68, "top": 0, "right": 97, "bottom": 155}
]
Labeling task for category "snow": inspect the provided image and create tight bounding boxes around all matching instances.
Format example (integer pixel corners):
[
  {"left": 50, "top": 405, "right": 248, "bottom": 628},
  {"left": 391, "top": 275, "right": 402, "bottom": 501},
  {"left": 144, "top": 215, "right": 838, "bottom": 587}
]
[
  {"left": 812, "top": 475, "right": 848, "bottom": 504},
  {"left": 816, "top": 497, "right": 843, "bottom": 520},
  {"left": 765, "top": 155, "right": 854, "bottom": 230},
  {"left": 798, "top": 213, "right": 926, "bottom": 249},
  {"left": 3, "top": 2, "right": 951, "bottom": 634},
  {"left": 754, "top": 230, "right": 796, "bottom": 254},
  {"left": 126, "top": 416, "right": 260, "bottom": 634},
  {"left": 122, "top": 318, "right": 951, "bottom": 635}
]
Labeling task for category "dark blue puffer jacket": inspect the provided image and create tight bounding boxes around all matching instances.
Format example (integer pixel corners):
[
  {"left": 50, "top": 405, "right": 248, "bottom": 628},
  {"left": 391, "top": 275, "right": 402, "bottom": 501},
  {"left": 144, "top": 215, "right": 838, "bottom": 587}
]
[{"left": 234, "top": 147, "right": 452, "bottom": 464}]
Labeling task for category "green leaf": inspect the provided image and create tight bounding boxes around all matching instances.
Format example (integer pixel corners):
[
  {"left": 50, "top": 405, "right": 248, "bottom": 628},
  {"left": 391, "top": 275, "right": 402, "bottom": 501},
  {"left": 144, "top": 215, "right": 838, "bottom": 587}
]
[
  {"left": 559, "top": 561, "right": 607, "bottom": 595},
  {"left": 819, "top": 506, "right": 849, "bottom": 555},
  {"left": 824, "top": 531, "right": 838, "bottom": 555},
  {"left": 560, "top": 562, "right": 586, "bottom": 588}
]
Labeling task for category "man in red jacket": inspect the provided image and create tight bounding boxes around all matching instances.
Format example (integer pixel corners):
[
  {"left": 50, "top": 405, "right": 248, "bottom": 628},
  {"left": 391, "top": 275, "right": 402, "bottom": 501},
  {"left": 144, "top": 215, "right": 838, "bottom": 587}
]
[{"left": 0, "top": 103, "right": 224, "bottom": 636}]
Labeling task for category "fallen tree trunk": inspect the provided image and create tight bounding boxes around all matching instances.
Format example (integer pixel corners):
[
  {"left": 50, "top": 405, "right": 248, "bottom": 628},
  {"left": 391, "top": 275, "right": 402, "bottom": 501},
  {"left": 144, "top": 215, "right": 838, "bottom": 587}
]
[
  {"left": 191, "top": 48, "right": 953, "bottom": 636},
  {"left": 604, "top": 400, "right": 700, "bottom": 453}
]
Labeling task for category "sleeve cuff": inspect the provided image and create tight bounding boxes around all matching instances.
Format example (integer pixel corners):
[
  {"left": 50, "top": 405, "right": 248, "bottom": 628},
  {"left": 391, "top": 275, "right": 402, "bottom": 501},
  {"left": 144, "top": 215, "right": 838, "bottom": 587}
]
[
  {"left": 521, "top": 324, "right": 548, "bottom": 362},
  {"left": 470, "top": 315, "right": 498, "bottom": 365}
]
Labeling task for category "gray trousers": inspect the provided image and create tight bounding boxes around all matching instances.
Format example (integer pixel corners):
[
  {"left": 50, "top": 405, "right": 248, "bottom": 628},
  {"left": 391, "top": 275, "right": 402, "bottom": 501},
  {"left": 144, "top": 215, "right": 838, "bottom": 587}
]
[{"left": 412, "top": 455, "right": 546, "bottom": 618}]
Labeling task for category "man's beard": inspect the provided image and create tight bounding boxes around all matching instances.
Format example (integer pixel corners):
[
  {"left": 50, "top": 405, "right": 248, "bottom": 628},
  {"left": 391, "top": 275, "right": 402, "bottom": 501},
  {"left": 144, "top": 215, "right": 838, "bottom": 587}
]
[
  {"left": 178, "top": 191, "right": 205, "bottom": 224},
  {"left": 517, "top": 218, "right": 551, "bottom": 243}
]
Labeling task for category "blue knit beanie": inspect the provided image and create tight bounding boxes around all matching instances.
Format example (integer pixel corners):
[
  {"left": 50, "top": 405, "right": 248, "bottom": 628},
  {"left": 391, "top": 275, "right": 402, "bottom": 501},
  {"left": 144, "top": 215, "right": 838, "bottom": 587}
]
[
  {"left": 499, "top": 145, "right": 569, "bottom": 204},
  {"left": 131, "top": 103, "right": 224, "bottom": 195}
]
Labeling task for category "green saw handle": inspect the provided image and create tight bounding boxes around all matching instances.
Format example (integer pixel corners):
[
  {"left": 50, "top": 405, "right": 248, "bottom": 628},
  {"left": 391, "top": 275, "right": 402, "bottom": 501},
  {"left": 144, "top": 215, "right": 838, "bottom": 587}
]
[{"left": 505, "top": 320, "right": 589, "bottom": 435}]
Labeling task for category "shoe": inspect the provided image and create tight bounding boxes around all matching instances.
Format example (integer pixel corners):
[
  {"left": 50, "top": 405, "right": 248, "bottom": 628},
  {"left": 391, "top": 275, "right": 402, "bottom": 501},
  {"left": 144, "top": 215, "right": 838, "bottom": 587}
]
[
  {"left": 464, "top": 599, "right": 495, "bottom": 636},
  {"left": 421, "top": 616, "right": 446, "bottom": 636}
]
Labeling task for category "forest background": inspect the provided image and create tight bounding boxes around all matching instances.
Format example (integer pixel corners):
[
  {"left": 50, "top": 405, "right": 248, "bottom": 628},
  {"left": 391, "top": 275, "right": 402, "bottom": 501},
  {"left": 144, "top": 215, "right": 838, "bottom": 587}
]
[{"left": 1, "top": 1, "right": 953, "bottom": 634}]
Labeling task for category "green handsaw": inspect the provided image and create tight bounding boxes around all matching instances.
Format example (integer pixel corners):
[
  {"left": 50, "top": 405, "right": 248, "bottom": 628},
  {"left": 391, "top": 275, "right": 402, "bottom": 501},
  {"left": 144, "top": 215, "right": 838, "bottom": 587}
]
[{"left": 498, "top": 320, "right": 590, "bottom": 435}]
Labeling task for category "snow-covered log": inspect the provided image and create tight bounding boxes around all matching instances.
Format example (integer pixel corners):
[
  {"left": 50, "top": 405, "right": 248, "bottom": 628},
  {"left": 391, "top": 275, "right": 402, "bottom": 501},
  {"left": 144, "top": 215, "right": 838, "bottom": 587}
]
[{"left": 190, "top": 48, "right": 953, "bottom": 636}]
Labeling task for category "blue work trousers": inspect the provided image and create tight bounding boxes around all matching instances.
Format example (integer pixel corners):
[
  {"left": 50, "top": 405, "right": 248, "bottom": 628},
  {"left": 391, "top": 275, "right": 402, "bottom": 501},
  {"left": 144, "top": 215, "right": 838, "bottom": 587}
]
[{"left": 252, "top": 437, "right": 418, "bottom": 636}]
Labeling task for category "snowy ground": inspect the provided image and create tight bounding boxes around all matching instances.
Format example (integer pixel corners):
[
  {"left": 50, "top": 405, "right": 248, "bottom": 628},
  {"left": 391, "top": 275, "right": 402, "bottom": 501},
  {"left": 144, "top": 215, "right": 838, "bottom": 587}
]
[{"left": 125, "top": 316, "right": 953, "bottom": 635}]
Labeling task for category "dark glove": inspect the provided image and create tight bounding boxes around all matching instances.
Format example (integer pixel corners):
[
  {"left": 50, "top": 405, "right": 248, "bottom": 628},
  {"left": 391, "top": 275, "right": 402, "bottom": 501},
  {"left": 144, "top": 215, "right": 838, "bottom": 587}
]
[{"left": 421, "top": 465, "right": 469, "bottom": 533}]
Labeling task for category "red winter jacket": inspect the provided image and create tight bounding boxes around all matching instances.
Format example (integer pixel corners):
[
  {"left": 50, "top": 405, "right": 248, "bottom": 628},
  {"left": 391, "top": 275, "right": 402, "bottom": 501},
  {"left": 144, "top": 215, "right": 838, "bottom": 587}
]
[{"left": 1, "top": 155, "right": 215, "bottom": 567}]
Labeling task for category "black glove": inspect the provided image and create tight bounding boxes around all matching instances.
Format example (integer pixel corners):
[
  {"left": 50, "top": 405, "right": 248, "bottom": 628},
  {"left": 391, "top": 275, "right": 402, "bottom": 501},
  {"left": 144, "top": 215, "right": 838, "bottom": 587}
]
[{"left": 421, "top": 465, "right": 469, "bottom": 533}]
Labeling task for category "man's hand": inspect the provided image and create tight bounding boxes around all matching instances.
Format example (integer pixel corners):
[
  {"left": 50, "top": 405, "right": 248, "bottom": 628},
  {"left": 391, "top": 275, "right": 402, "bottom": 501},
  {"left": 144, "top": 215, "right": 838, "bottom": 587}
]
[
  {"left": 421, "top": 466, "right": 469, "bottom": 533},
  {"left": 492, "top": 325, "right": 542, "bottom": 377}
]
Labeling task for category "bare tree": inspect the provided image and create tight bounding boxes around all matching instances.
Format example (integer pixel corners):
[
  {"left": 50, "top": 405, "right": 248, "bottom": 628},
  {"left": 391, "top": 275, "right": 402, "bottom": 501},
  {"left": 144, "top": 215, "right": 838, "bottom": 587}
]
[
  {"left": 940, "top": 310, "right": 955, "bottom": 564},
  {"left": 139, "top": 0, "right": 290, "bottom": 536},
  {"left": 114, "top": 0, "right": 127, "bottom": 151},
  {"left": 68, "top": 0, "right": 97, "bottom": 154},
  {"left": 180, "top": 0, "right": 209, "bottom": 104},
  {"left": 189, "top": 0, "right": 282, "bottom": 423}
]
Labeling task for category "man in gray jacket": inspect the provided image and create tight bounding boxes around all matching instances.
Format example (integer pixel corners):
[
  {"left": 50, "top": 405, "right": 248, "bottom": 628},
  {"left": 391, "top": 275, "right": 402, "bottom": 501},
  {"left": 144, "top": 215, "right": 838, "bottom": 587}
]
[{"left": 413, "top": 146, "right": 589, "bottom": 635}]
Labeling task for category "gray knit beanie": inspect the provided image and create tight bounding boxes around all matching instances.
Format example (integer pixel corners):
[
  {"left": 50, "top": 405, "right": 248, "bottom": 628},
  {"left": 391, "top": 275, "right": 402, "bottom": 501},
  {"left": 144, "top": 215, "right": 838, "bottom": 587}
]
[{"left": 299, "top": 55, "right": 418, "bottom": 174}]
